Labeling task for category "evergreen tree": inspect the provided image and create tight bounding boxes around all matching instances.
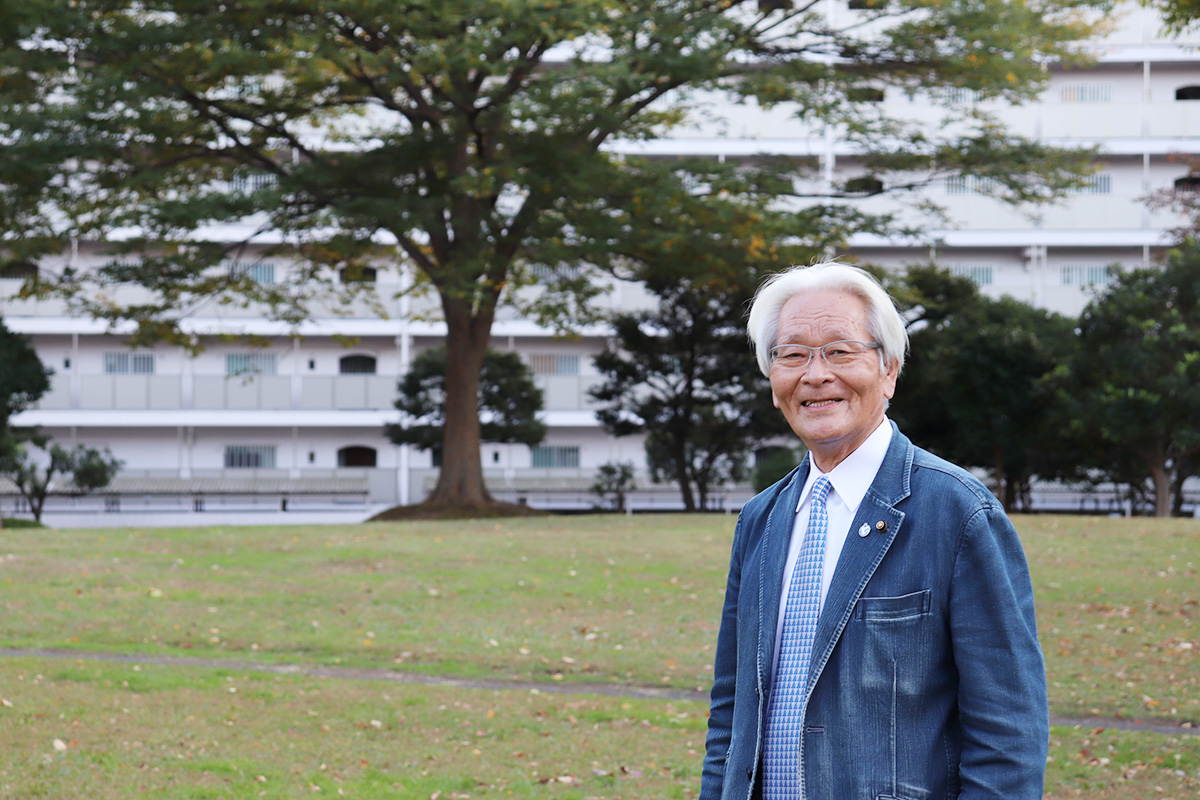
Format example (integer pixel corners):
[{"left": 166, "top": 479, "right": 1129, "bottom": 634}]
[{"left": 1047, "top": 247, "right": 1200, "bottom": 516}]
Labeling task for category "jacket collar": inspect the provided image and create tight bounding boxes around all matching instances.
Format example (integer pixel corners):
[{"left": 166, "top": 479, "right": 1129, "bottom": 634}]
[{"left": 758, "top": 422, "right": 916, "bottom": 697}]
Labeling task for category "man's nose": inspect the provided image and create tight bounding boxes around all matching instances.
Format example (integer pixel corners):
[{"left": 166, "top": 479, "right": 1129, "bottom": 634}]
[{"left": 801, "top": 353, "right": 835, "bottom": 382}]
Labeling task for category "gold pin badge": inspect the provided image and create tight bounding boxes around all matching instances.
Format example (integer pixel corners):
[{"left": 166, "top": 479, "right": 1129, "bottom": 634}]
[{"left": 875, "top": 520, "right": 888, "bottom": 532}]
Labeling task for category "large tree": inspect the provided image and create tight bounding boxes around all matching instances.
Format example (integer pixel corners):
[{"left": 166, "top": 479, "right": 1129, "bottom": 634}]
[
  {"left": 586, "top": 158, "right": 813, "bottom": 511},
  {"left": 3, "top": 0, "right": 1108, "bottom": 508},
  {"left": 591, "top": 275, "right": 791, "bottom": 511},
  {"left": 1047, "top": 247, "right": 1200, "bottom": 516},
  {"left": 889, "top": 271, "right": 1076, "bottom": 511}
]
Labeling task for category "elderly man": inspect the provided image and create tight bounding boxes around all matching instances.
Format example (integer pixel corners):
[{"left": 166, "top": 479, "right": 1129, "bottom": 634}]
[{"left": 701, "top": 262, "right": 1048, "bottom": 800}]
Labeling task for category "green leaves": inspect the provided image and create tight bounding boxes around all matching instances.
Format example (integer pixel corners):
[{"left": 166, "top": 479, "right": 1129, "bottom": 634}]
[
  {"left": 890, "top": 269, "right": 1076, "bottom": 511},
  {"left": 0, "top": 318, "right": 51, "bottom": 431},
  {"left": 1049, "top": 243, "right": 1200, "bottom": 515}
]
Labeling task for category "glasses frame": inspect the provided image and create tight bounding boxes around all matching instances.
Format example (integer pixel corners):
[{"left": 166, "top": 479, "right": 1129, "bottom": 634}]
[{"left": 769, "top": 340, "right": 883, "bottom": 371}]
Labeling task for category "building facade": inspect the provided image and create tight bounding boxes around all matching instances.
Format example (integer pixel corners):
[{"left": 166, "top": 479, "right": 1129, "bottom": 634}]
[{"left": 3, "top": 3, "right": 1197, "bottom": 525}]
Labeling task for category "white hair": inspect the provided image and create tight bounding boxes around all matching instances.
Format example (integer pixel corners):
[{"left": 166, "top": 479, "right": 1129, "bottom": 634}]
[{"left": 747, "top": 261, "right": 909, "bottom": 377}]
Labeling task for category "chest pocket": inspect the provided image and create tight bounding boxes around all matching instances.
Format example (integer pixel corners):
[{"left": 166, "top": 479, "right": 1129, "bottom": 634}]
[{"left": 854, "top": 589, "right": 931, "bottom": 622}]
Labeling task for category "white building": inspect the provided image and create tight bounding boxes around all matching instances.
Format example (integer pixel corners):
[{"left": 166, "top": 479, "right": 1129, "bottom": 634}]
[{"left": 3, "top": 3, "right": 1197, "bottom": 526}]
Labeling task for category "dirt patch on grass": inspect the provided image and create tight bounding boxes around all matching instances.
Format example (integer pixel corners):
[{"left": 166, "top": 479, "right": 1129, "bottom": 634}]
[{"left": 366, "top": 500, "right": 554, "bottom": 522}]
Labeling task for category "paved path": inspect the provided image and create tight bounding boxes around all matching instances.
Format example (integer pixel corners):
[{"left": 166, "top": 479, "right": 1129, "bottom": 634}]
[{"left": 3, "top": 647, "right": 1197, "bottom": 737}]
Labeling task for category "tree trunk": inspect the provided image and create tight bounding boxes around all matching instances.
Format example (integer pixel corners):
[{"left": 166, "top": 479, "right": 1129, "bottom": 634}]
[
  {"left": 423, "top": 296, "right": 495, "bottom": 508},
  {"left": 1149, "top": 461, "right": 1172, "bottom": 518},
  {"left": 675, "top": 446, "right": 697, "bottom": 512}
]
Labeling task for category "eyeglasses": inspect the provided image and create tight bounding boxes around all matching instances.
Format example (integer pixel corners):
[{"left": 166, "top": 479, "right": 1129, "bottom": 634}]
[{"left": 770, "top": 340, "right": 882, "bottom": 370}]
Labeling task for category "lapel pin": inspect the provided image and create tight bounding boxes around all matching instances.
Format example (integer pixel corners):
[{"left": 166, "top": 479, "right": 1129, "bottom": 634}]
[
  {"left": 875, "top": 520, "right": 888, "bottom": 532},
  {"left": 858, "top": 523, "right": 870, "bottom": 538}
]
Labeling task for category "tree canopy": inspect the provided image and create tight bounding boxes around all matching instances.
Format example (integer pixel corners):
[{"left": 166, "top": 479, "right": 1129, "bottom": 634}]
[
  {"left": 889, "top": 269, "right": 1076, "bottom": 511},
  {"left": 590, "top": 274, "right": 791, "bottom": 512},
  {"left": 1, "top": 0, "right": 1110, "bottom": 508},
  {"left": 1046, "top": 245, "right": 1200, "bottom": 517},
  {"left": 1144, "top": 0, "right": 1200, "bottom": 34},
  {"left": 0, "top": 319, "right": 50, "bottom": 432}
]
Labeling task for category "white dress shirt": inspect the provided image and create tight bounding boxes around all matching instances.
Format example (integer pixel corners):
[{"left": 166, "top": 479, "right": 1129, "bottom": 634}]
[{"left": 771, "top": 418, "right": 893, "bottom": 677}]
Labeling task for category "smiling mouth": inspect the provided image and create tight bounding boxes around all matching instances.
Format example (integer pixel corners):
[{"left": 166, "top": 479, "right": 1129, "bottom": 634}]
[{"left": 802, "top": 399, "right": 841, "bottom": 408}]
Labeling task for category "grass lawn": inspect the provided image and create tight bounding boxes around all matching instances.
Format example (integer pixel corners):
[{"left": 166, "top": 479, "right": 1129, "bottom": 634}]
[{"left": 1, "top": 513, "right": 1197, "bottom": 798}]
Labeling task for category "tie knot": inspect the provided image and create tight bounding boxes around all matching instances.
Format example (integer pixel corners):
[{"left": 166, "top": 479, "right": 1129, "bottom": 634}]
[{"left": 811, "top": 476, "right": 831, "bottom": 507}]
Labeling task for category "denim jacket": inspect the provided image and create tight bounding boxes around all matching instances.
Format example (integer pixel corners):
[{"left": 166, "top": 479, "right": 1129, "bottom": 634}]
[{"left": 701, "top": 424, "right": 1048, "bottom": 800}]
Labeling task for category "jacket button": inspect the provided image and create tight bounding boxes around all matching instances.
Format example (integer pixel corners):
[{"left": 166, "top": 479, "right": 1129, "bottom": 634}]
[{"left": 754, "top": 685, "right": 760, "bottom": 697}]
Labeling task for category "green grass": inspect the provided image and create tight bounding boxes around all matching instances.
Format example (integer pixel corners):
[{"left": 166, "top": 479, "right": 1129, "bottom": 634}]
[
  {"left": 0, "top": 513, "right": 1197, "bottom": 798},
  {"left": 1023, "top": 516, "right": 1200, "bottom": 723}
]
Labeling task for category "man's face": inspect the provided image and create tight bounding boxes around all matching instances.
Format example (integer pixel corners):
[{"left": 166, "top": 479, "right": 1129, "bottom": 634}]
[{"left": 769, "top": 289, "right": 898, "bottom": 471}]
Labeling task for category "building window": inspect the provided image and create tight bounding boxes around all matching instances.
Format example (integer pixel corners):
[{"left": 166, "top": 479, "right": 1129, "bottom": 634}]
[
  {"left": 226, "top": 352, "right": 277, "bottom": 376},
  {"left": 1070, "top": 174, "right": 1112, "bottom": 194},
  {"left": 946, "top": 263, "right": 996, "bottom": 286},
  {"left": 945, "top": 175, "right": 1000, "bottom": 195},
  {"left": 338, "top": 446, "right": 377, "bottom": 467},
  {"left": 104, "top": 496, "right": 121, "bottom": 512},
  {"left": 946, "top": 87, "right": 981, "bottom": 104},
  {"left": 339, "top": 266, "right": 377, "bottom": 283},
  {"left": 228, "top": 172, "right": 278, "bottom": 192},
  {"left": 227, "top": 260, "right": 277, "bottom": 284},
  {"left": 224, "top": 445, "right": 277, "bottom": 469},
  {"left": 339, "top": 354, "right": 377, "bottom": 374},
  {"left": 1176, "top": 86, "right": 1200, "bottom": 101},
  {"left": 527, "top": 354, "right": 581, "bottom": 376},
  {"left": 529, "top": 264, "right": 583, "bottom": 283},
  {"left": 531, "top": 445, "right": 581, "bottom": 469},
  {"left": 1059, "top": 83, "right": 1113, "bottom": 103},
  {"left": 1174, "top": 176, "right": 1200, "bottom": 192},
  {"left": 1060, "top": 263, "right": 1114, "bottom": 286},
  {"left": 104, "top": 352, "right": 156, "bottom": 375}
]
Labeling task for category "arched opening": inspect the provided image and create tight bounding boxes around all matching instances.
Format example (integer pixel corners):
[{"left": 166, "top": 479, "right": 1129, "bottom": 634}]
[
  {"left": 844, "top": 176, "right": 884, "bottom": 196},
  {"left": 337, "top": 446, "right": 377, "bottom": 467},
  {"left": 1175, "top": 85, "right": 1200, "bottom": 101},
  {"left": 339, "top": 354, "right": 377, "bottom": 374},
  {"left": 1174, "top": 176, "right": 1200, "bottom": 192}
]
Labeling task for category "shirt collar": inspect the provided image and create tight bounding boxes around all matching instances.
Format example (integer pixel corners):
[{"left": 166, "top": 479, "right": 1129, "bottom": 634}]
[{"left": 796, "top": 418, "right": 893, "bottom": 513}]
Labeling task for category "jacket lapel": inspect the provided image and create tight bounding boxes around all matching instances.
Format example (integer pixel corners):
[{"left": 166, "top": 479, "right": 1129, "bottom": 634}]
[{"left": 757, "top": 459, "right": 809, "bottom": 691}]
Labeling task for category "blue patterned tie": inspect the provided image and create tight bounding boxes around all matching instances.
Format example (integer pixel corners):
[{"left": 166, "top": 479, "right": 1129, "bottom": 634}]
[{"left": 763, "top": 476, "right": 832, "bottom": 799}]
